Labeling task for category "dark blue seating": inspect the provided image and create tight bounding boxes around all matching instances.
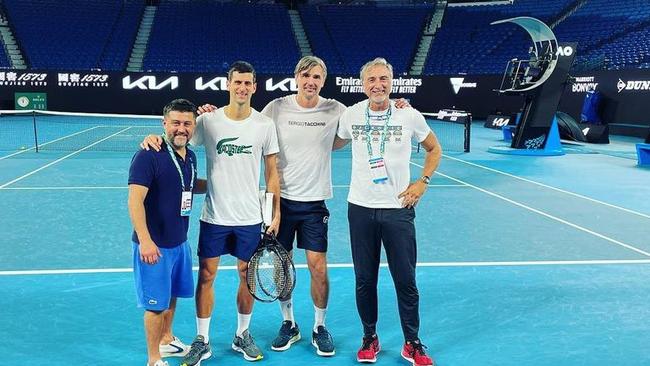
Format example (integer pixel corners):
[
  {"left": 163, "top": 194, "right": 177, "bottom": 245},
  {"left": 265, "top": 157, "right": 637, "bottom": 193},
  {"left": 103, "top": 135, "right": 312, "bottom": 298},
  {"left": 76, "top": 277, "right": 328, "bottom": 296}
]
[
  {"left": 2, "top": 0, "right": 649, "bottom": 74},
  {"left": 425, "top": 0, "right": 574, "bottom": 75},
  {"left": 0, "top": 46, "right": 11, "bottom": 68},
  {"left": 99, "top": 1, "right": 144, "bottom": 71},
  {"left": 4, "top": 0, "right": 142, "bottom": 71},
  {"left": 424, "top": 0, "right": 650, "bottom": 74},
  {"left": 299, "top": 4, "right": 432, "bottom": 75},
  {"left": 554, "top": 0, "right": 650, "bottom": 70},
  {"left": 298, "top": 5, "right": 345, "bottom": 75},
  {"left": 143, "top": 1, "right": 300, "bottom": 73}
]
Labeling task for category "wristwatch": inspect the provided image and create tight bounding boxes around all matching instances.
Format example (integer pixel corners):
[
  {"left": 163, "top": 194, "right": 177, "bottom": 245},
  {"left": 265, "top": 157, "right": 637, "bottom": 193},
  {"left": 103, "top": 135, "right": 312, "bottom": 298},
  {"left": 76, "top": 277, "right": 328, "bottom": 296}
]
[{"left": 420, "top": 175, "right": 431, "bottom": 184}]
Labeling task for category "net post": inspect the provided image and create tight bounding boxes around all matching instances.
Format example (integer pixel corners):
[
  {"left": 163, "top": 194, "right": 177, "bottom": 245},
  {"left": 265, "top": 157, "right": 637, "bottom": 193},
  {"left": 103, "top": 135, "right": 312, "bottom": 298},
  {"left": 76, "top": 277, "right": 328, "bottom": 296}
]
[
  {"left": 464, "top": 114, "right": 471, "bottom": 152},
  {"left": 32, "top": 110, "right": 39, "bottom": 153}
]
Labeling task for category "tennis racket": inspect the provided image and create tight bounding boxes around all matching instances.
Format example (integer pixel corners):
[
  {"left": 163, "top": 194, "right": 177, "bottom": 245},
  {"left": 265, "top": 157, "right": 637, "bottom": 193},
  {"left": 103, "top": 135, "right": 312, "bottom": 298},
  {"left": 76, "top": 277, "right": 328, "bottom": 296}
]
[{"left": 246, "top": 232, "right": 296, "bottom": 303}]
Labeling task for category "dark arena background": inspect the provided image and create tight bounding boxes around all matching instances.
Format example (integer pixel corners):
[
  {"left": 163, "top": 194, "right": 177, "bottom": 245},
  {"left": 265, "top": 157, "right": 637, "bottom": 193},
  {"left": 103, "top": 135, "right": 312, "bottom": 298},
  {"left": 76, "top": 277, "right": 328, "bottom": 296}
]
[{"left": 1, "top": 0, "right": 650, "bottom": 365}]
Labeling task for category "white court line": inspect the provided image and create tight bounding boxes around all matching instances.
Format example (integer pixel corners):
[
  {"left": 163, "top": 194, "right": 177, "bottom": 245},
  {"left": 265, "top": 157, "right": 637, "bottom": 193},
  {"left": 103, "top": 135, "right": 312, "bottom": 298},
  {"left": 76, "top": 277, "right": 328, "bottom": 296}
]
[
  {"left": 442, "top": 154, "right": 650, "bottom": 220},
  {"left": 0, "top": 109, "right": 162, "bottom": 120},
  {"left": 3, "top": 259, "right": 650, "bottom": 276},
  {"left": 0, "top": 127, "right": 132, "bottom": 189},
  {"left": 332, "top": 184, "right": 466, "bottom": 188},
  {"left": 0, "top": 126, "right": 102, "bottom": 161},
  {"left": 0, "top": 184, "right": 469, "bottom": 191},
  {"left": 0, "top": 186, "right": 127, "bottom": 190},
  {"left": 411, "top": 161, "right": 650, "bottom": 258}
]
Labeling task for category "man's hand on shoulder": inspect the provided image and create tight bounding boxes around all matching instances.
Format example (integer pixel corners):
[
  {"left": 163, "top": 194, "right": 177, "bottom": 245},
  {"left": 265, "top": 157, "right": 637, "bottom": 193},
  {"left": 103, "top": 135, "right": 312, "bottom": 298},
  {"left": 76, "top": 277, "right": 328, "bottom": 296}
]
[
  {"left": 197, "top": 104, "right": 218, "bottom": 115},
  {"left": 140, "top": 134, "right": 163, "bottom": 151},
  {"left": 394, "top": 98, "right": 411, "bottom": 109}
]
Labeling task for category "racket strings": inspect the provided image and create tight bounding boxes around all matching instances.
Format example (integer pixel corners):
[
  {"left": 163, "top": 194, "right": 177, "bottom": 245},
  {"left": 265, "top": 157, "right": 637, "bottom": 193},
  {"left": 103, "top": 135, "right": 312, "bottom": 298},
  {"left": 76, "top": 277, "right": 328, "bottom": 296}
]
[
  {"left": 246, "top": 241, "right": 296, "bottom": 302},
  {"left": 257, "top": 248, "right": 285, "bottom": 297}
]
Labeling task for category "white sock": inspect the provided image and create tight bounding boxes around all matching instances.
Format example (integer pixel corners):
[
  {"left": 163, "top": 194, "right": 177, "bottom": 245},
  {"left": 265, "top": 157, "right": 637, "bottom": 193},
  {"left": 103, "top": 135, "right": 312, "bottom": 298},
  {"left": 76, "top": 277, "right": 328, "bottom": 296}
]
[
  {"left": 197, "top": 317, "right": 211, "bottom": 343},
  {"left": 279, "top": 298, "right": 295, "bottom": 326},
  {"left": 314, "top": 305, "right": 327, "bottom": 332},
  {"left": 237, "top": 312, "right": 252, "bottom": 337}
]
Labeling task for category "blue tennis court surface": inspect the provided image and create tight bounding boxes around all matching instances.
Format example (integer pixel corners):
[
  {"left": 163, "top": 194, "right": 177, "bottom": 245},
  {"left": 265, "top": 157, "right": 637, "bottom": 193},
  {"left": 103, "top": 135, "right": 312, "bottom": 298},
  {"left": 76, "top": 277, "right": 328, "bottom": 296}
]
[{"left": 1, "top": 120, "right": 650, "bottom": 365}]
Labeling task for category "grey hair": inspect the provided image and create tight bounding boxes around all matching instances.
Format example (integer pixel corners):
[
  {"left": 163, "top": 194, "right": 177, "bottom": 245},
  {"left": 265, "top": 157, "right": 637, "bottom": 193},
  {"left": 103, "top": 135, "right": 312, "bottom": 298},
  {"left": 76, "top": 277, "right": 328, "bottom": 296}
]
[
  {"left": 294, "top": 56, "right": 328, "bottom": 79},
  {"left": 360, "top": 57, "right": 393, "bottom": 80}
]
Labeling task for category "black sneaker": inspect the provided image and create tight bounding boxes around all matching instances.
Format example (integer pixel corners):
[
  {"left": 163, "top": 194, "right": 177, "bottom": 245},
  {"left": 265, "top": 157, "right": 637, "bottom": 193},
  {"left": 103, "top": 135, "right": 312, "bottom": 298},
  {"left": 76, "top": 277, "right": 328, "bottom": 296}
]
[
  {"left": 271, "top": 320, "right": 301, "bottom": 351},
  {"left": 312, "top": 325, "right": 335, "bottom": 356},
  {"left": 180, "top": 335, "right": 212, "bottom": 366}
]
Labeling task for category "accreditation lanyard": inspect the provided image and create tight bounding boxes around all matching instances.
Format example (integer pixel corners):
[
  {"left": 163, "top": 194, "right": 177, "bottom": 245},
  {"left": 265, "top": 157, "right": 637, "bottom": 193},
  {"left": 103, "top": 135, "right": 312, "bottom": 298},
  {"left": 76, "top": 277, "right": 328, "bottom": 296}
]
[
  {"left": 365, "top": 102, "right": 391, "bottom": 184},
  {"left": 162, "top": 135, "right": 195, "bottom": 216}
]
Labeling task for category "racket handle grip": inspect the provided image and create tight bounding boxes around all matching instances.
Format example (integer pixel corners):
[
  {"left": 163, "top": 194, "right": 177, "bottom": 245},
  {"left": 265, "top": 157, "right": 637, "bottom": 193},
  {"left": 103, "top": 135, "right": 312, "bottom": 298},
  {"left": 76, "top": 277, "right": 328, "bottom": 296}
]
[{"left": 260, "top": 191, "right": 274, "bottom": 226}]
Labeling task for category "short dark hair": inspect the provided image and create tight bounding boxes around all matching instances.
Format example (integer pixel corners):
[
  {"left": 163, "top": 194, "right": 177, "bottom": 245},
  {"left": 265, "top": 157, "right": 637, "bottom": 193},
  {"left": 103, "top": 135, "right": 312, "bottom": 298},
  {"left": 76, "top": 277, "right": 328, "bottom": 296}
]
[
  {"left": 228, "top": 61, "right": 256, "bottom": 82},
  {"left": 163, "top": 98, "right": 197, "bottom": 117}
]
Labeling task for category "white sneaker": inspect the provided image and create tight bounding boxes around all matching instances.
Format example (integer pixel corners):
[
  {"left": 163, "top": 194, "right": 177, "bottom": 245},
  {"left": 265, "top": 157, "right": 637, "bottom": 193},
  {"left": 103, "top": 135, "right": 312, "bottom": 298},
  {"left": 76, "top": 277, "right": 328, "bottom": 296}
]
[
  {"left": 159, "top": 336, "right": 189, "bottom": 357},
  {"left": 147, "top": 360, "right": 169, "bottom": 366}
]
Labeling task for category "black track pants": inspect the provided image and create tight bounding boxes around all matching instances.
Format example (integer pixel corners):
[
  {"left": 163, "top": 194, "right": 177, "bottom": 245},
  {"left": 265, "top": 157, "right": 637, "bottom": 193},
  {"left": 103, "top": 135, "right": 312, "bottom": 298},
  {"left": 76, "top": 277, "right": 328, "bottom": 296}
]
[{"left": 348, "top": 202, "right": 420, "bottom": 341}]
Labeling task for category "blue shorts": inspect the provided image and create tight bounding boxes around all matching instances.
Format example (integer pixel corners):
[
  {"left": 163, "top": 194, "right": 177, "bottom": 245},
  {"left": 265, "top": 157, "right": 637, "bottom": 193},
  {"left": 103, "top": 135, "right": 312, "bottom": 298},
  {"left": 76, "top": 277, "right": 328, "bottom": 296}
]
[
  {"left": 277, "top": 198, "right": 329, "bottom": 253},
  {"left": 132, "top": 241, "right": 194, "bottom": 312},
  {"left": 198, "top": 220, "right": 262, "bottom": 262}
]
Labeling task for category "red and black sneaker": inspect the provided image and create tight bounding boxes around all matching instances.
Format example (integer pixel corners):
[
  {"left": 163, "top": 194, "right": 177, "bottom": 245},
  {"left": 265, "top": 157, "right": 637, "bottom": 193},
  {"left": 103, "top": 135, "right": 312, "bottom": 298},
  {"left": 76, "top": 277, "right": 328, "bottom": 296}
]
[
  {"left": 356, "top": 334, "right": 380, "bottom": 363},
  {"left": 401, "top": 339, "right": 434, "bottom": 366}
]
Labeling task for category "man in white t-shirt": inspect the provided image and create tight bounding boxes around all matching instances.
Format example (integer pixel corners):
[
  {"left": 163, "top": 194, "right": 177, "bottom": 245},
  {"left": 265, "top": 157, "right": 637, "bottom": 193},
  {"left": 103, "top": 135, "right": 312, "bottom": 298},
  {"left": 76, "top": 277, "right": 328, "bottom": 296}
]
[
  {"left": 191, "top": 61, "right": 281, "bottom": 365},
  {"left": 335, "top": 58, "right": 441, "bottom": 366},
  {"left": 260, "top": 56, "right": 344, "bottom": 357},
  {"left": 188, "top": 61, "right": 280, "bottom": 364},
  {"left": 141, "top": 61, "right": 281, "bottom": 365}
]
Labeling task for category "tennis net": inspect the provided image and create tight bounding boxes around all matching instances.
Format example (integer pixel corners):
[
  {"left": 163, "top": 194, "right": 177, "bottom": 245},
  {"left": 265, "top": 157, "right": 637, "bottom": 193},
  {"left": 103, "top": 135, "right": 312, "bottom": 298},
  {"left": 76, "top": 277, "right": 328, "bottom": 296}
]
[
  {"left": 422, "top": 110, "right": 472, "bottom": 153},
  {"left": 0, "top": 109, "right": 471, "bottom": 153},
  {"left": 0, "top": 110, "right": 163, "bottom": 152},
  {"left": 332, "top": 110, "right": 472, "bottom": 156}
]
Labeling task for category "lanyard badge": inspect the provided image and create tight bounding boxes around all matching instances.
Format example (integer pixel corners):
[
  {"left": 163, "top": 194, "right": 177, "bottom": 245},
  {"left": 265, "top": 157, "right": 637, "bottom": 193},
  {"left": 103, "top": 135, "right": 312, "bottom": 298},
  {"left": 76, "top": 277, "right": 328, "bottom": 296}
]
[
  {"left": 180, "top": 191, "right": 193, "bottom": 217},
  {"left": 369, "top": 157, "right": 388, "bottom": 183},
  {"left": 365, "top": 103, "right": 391, "bottom": 184},
  {"left": 162, "top": 135, "right": 195, "bottom": 216}
]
